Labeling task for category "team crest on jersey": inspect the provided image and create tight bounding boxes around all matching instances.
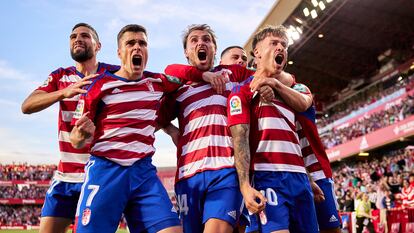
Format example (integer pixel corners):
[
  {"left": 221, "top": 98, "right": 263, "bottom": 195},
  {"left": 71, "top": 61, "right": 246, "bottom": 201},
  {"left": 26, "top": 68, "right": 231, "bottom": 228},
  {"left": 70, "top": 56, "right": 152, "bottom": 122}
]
[
  {"left": 40, "top": 76, "right": 53, "bottom": 88},
  {"left": 73, "top": 99, "right": 85, "bottom": 119},
  {"left": 81, "top": 208, "right": 91, "bottom": 226},
  {"left": 229, "top": 96, "right": 242, "bottom": 115},
  {"left": 146, "top": 80, "right": 154, "bottom": 92},
  {"left": 165, "top": 74, "right": 181, "bottom": 84}
]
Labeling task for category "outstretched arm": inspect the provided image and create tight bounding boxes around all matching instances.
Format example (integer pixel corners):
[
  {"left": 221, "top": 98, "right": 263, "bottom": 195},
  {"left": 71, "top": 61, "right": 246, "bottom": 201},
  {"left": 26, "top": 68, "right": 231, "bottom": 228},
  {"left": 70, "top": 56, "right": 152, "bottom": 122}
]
[
  {"left": 21, "top": 74, "right": 97, "bottom": 114},
  {"left": 230, "top": 124, "right": 267, "bottom": 214}
]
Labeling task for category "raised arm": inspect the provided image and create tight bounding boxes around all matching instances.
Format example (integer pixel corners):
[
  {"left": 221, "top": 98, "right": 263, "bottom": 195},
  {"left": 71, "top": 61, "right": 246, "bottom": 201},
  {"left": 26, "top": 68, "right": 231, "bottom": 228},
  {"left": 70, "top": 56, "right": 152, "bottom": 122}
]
[
  {"left": 230, "top": 124, "right": 266, "bottom": 214},
  {"left": 21, "top": 74, "right": 97, "bottom": 114}
]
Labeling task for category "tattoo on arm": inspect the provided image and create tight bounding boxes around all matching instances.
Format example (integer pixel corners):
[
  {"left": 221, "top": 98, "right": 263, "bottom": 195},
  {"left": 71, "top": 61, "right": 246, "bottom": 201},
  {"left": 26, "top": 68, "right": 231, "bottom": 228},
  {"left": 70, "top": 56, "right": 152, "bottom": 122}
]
[{"left": 230, "top": 124, "right": 251, "bottom": 187}]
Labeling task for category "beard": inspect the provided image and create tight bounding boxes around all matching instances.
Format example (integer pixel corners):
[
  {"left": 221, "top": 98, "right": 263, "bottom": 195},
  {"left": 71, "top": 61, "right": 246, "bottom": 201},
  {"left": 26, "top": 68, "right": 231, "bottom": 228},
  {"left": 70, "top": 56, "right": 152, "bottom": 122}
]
[{"left": 70, "top": 46, "right": 93, "bottom": 62}]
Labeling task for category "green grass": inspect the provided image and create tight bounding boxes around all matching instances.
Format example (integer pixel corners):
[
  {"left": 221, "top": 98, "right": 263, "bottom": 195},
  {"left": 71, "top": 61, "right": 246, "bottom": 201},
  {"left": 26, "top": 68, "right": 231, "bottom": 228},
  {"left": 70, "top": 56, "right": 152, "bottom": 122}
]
[{"left": 0, "top": 230, "right": 129, "bottom": 233}]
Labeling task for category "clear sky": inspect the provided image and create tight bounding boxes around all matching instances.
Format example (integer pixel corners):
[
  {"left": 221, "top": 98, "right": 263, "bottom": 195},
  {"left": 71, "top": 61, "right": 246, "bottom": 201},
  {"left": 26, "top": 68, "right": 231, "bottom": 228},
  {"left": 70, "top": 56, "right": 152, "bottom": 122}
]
[{"left": 0, "top": 0, "right": 275, "bottom": 167}]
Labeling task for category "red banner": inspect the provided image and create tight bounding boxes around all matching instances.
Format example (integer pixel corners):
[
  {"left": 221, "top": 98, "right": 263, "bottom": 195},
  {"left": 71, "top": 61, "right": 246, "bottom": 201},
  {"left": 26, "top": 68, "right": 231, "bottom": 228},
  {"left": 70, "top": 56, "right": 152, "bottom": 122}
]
[
  {"left": 327, "top": 115, "right": 414, "bottom": 161},
  {"left": 0, "top": 198, "right": 44, "bottom": 205},
  {"left": 0, "top": 180, "right": 50, "bottom": 186}
]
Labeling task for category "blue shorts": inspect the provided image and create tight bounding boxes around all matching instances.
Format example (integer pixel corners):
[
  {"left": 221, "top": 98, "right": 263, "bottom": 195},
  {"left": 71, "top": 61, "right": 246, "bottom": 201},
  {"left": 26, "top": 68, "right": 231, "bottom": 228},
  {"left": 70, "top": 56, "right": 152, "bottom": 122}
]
[
  {"left": 315, "top": 178, "right": 341, "bottom": 230},
  {"left": 175, "top": 168, "right": 243, "bottom": 233},
  {"left": 249, "top": 171, "right": 319, "bottom": 233},
  {"left": 75, "top": 156, "right": 180, "bottom": 233},
  {"left": 41, "top": 179, "right": 82, "bottom": 219}
]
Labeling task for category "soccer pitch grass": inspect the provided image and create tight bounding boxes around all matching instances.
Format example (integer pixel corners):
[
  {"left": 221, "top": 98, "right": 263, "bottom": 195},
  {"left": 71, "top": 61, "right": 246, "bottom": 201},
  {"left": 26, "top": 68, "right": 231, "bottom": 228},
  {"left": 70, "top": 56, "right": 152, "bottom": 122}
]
[{"left": 0, "top": 230, "right": 129, "bottom": 233}]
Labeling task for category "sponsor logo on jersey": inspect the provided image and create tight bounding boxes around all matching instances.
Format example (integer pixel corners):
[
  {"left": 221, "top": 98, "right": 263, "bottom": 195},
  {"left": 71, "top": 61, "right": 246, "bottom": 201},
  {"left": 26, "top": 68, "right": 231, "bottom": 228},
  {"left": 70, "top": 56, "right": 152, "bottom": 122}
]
[
  {"left": 227, "top": 210, "right": 237, "bottom": 220},
  {"left": 81, "top": 208, "right": 91, "bottom": 226},
  {"left": 329, "top": 214, "right": 338, "bottom": 222},
  {"left": 230, "top": 96, "right": 242, "bottom": 115},
  {"left": 165, "top": 74, "right": 181, "bottom": 84},
  {"left": 73, "top": 99, "right": 85, "bottom": 119}
]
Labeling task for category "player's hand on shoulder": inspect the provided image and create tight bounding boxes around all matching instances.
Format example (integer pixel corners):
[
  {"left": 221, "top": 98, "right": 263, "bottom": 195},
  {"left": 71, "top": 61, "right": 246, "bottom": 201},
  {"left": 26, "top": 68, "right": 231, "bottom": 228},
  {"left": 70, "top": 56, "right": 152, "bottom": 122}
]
[
  {"left": 202, "top": 70, "right": 230, "bottom": 94},
  {"left": 63, "top": 74, "right": 99, "bottom": 98},
  {"left": 250, "top": 76, "right": 278, "bottom": 92}
]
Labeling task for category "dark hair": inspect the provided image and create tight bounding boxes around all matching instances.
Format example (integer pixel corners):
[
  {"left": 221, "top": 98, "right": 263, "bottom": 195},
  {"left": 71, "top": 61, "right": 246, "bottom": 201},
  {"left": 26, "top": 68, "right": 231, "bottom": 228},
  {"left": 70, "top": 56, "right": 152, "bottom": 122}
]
[
  {"left": 117, "top": 24, "right": 147, "bottom": 47},
  {"left": 72, "top": 23, "right": 99, "bottom": 42},
  {"left": 220, "top": 46, "right": 244, "bottom": 59},
  {"left": 252, "top": 25, "right": 289, "bottom": 50},
  {"left": 182, "top": 24, "right": 217, "bottom": 50}
]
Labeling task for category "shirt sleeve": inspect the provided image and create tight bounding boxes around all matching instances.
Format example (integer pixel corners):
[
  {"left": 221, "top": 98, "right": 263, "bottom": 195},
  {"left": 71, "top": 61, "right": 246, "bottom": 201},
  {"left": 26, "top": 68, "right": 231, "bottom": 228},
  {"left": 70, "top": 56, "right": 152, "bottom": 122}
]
[
  {"left": 218, "top": 65, "right": 255, "bottom": 83},
  {"left": 36, "top": 69, "right": 61, "bottom": 93},
  {"left": 164, "top": 64, "right": 204, "bottom": 82},
  {"left": 227, "top": 84, "right": 252, "bottom": 127},
  {"left": 157, "top": 94, "right": 178, "bottom": 128}
]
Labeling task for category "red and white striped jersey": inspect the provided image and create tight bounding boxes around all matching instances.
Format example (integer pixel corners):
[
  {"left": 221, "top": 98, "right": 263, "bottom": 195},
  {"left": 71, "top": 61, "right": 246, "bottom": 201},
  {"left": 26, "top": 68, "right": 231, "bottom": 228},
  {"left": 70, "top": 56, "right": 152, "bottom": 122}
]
[
  {"left": 227, "top": 78, "right": 306, "bottom": 173},
  {"left": 163, "top": 64, "right": 254, "bottom": 181},
  {"left": 37, "top": 63, "right": 118, "bottom": 182},
  {"left": 293, "top": 83, "right": 333, "bottom": 181},
  {"left": 401, "top": 184, "right": 414, "bottom": 208},
  {"left": 72, "top": 71, "right": 185, "bottom": 166}
]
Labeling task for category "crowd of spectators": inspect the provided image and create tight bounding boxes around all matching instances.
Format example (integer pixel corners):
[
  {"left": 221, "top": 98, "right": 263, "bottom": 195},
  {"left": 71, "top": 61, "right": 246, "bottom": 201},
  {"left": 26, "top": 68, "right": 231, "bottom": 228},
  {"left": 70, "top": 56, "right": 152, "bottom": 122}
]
[
  {"left": 0, "top": 185, "right": 48, "bottom": 199},
  {"left": 333, "top": 148, "right": 414, "bottom": 212},
  {"left": 316, "top": 72, "right": 414, "bottom": 149},
  {"left": 0, "top": 163, "right": 56, "bottom": 181},
  {"left": 317, "top": 73, "right": 414, "bottom": 130},
  {"left": 0, "top": 206, "right": 41, "bottom": 226},
  {"left": 321, "top": 95, "right": 414, "bottom": 148}
]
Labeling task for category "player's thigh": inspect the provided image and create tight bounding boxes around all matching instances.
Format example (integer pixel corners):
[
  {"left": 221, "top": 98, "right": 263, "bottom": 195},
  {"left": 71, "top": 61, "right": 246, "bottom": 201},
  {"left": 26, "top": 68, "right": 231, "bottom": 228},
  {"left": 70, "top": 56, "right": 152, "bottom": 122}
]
[
  {"left": 174, "top": 176, "right": 204, "bottom": 233},
  {"left": 204, "top": 218, "right": 233, "bottom": 233},
  {"left": 75, "top": 158, "right": 128, "bottom": 233},
  {"left": 315, "top": 179, "right": 341, "bottom": 231},
  {"left": 41, "top": 180, "right": 82, "bottom": 219},
  {"left": 289, "top": 173, "right": 319, "bottom": 233},
  {"left": 252, "top": 172, "right": 291, "bottom": 232},
  {"left": 203, "top": 185, "right": 242, "bottom": 228},
  {"left": 125, "top": 168, "right": 180, "bottom": 233},
  {"left": 39, "top": 216, "right": 72, "bottom": 233}
]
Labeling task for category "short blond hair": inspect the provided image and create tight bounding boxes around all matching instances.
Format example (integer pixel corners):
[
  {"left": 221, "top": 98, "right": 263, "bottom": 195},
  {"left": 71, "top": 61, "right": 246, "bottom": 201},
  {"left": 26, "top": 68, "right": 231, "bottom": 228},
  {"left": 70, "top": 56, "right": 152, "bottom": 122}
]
[{"left": 252, "top": 25, "right": 289, "bottom": 50}]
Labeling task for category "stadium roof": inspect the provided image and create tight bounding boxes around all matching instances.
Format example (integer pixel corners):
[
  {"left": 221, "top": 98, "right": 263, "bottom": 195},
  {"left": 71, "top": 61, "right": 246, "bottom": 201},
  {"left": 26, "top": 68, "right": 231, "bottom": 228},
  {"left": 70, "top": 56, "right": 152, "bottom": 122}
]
[{"left": 244, "top": 0, "right": 414, "bottom": 105}]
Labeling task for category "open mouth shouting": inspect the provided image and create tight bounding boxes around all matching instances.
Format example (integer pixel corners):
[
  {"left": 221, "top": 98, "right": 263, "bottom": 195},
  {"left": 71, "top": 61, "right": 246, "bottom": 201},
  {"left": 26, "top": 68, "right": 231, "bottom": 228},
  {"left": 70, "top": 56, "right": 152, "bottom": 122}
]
[
  {"left": 275, "top": 54, "right": 284, "bottom": 65},
  {"left": 198, "top": 49, "right": 207, "bottom": 62},
  {"left": 132, "top": 55, "right": 143, "bottom": 67}
]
